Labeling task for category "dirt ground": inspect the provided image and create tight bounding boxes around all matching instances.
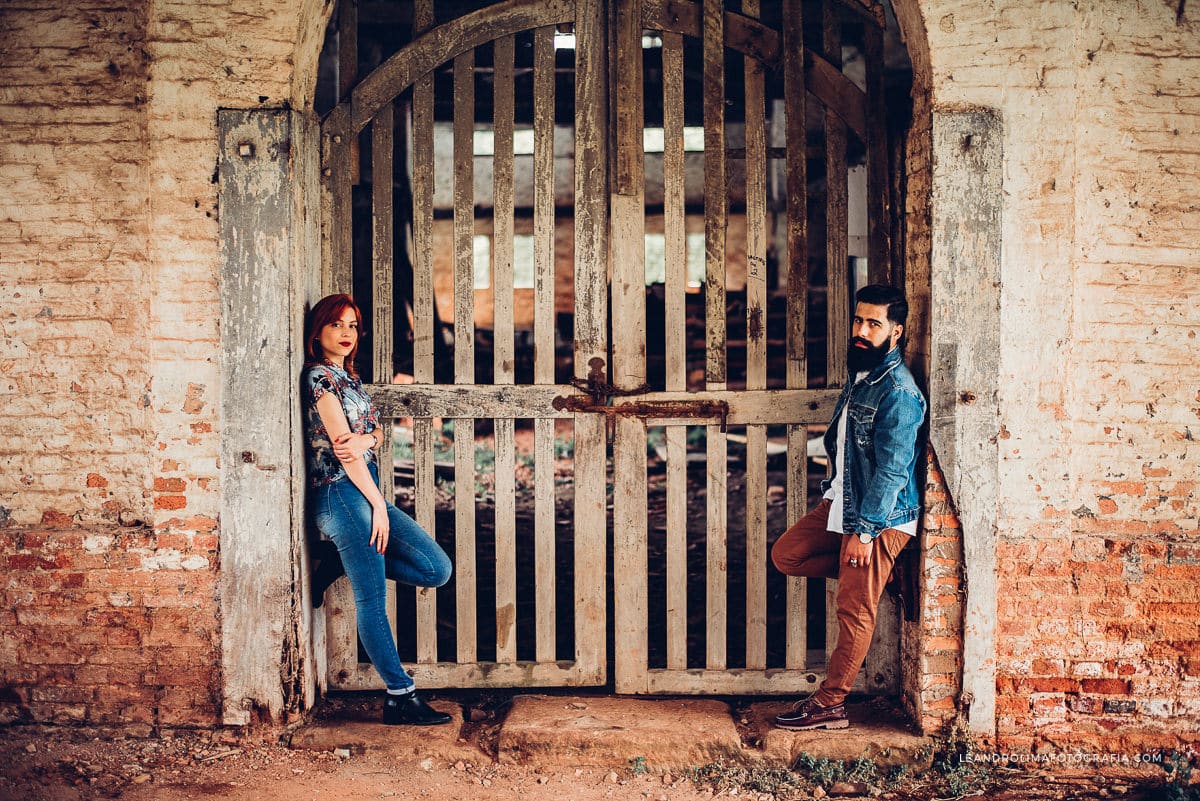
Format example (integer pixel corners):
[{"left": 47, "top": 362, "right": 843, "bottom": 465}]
[{"left": 0, "top": 694, "right": 1188, "bottom": 801}]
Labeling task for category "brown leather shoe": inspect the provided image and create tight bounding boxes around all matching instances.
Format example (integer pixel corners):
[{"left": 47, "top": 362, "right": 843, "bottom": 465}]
[{"left": 774, "top": 697, "right": 849, "bottom": 730}]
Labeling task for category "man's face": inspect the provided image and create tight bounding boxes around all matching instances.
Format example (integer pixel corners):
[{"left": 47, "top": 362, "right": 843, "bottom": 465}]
[{"left": 847, "top": 301, "right": 903, "bottom": 372}]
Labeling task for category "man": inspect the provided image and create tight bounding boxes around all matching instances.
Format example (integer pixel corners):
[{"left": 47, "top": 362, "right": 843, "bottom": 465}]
[{"left": 771, "top": 284, "right": 926, "bottom": 730}]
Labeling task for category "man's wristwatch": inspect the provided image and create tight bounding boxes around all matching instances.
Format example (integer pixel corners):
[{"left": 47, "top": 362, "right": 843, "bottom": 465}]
[{"left": 857, "top": 532, "right": 873, "bottom": 544}]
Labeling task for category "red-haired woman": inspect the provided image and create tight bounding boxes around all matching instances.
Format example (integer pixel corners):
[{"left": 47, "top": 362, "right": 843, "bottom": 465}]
[{"left": 303, "top": 294, "right": 452, "bottom": 725}]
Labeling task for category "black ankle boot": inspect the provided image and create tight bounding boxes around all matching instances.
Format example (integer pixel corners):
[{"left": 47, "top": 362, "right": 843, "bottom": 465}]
[
  {"left": 311, "top": 541, "right": 345, "bottom": 609},
  {"left": 382, "top": 692, "right": 452, "bottom": 726}
]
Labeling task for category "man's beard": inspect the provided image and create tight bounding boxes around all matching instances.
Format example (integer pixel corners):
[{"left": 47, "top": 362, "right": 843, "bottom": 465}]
[{"left": 846, "top": 336, "right": 891, "bottom": 373}]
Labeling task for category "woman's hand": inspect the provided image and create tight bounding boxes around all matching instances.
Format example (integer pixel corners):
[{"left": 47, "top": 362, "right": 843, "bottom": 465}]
[
  {"left": 333, "top": 432, "right": 374, "bottom": 463},
  {"left": 370, "top": 503, "right": 390, "bottom": 554}
]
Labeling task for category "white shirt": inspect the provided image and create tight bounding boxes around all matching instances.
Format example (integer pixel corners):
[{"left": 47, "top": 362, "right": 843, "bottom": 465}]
[{"left": 824, "top": 371, "right": 918, "bottom": 537}]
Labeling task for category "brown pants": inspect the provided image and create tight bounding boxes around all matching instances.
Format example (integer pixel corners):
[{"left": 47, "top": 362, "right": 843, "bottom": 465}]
[{"left": 771, "top": 498, "right": 910, "bottom": 707}]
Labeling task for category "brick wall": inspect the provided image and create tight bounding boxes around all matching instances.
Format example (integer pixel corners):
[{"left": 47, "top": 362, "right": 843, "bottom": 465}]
[
  {"left": 901, "top": 450, "right": 965, "bottom": 735},
  {"left": 0, "top": 0, "right": 321, "bottom": 729},
  {"left": 917, "top": 0, "right": 1200, "bottom": 751}
]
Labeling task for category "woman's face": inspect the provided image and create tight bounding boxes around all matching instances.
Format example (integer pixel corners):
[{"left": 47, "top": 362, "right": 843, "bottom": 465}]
[{"left": 318, "top": 307, "right": 359, "bottom": 365}]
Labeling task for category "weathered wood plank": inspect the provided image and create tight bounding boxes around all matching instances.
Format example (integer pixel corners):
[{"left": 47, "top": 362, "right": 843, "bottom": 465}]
[
  {"left": 493, "top": 35, "right": 516, "bottom": 386},
  {"left": 328, "top": 130, "right": 353, "bottom": 295},
  {"left": 494, "top": 418, "right": 517, "bottom": 662},
  {"left": 453, "top": 50, "right": 477, "bottom": 664},
  {"left": 534, "top": 416, "right": 556, "bottom": 662},
  {"left": 659, "top": 27, "right": 687, "bottom": 673},
  {"left": 573, "top": 0, "right": 609, "bottom": 684},
  {"left": 411, "top": 0, "right": 437, "bottom": 667},
  {"left": 491, "top": 34, "right": 517, "bottom": 665},
  {"left": 824, "top": 1, "right": 850, "bottom": 389},
  {"left": 665, "top": 425, "right": 687, "bottom": 670},
  {"left": 532, "top": 27, "right": 558, "bottom": 666},
  {"left": 783, "top": 0, "right": 807, "bottom": 394},
  {"left": 643, "top": 667, "right": 870, "bottom": 695},
  {"left": 338, "top": 0, "right": 358, "bottom": 101},
  {"left": 349, "top": 0, "right": 575, "bottom": 133},
  {"left": 372, "top": 104, "right": 396, "bottom": 502},
  {"left": 454, "top": 417, "right": 477, "bottom": 663},
  {"left": 706, "top": 424, "right": 727, "bottom": 671},
  {"left": 742, "top": 0, "right": 768, "bottom": 673},
  {"left": 333, "top": 659, "right": 607, "bottom": 690},
  {"left": 218, "top": 109, "right": 302, "bottom": 723},
  {"left": 864, "top": 22, "right": 890, "bottom": 285},
  {"left": 702, "top": 0, "right": 726, "bottom": 389},
  {"left": 533, "top": 26, "right": 556, "bottom": 386},
  {"left": 783, "top": 0, "right": 811, "bottom": 674},
  {"left": 662, "top": 31, "right": 686, "bottom": 393},
  {"left": 414, "top": 418, "right": 438, "bottom": 663},
  {"left": 373, "top": 384, "right": 838, "bottom": 423},
  {"left": 614, "top": 414, "right": 649, "bottom": 692},
  {"left": 612, "top": 0, "right": 648, "bottom": 693}
]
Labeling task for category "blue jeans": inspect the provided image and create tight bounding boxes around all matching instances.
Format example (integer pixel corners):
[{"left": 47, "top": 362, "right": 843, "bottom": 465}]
[{"left": 312, "top": 463, "right": 451, "bottom": 690}]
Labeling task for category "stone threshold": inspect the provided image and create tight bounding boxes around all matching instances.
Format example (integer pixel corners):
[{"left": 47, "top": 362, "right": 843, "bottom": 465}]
[{"left": 290, "top": 693, "right": 931, "bottom": 773}]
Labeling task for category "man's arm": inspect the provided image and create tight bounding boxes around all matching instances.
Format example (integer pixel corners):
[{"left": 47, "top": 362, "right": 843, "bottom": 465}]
[{"left": 850, "top": 386, "right": 925, "bottom": 537}]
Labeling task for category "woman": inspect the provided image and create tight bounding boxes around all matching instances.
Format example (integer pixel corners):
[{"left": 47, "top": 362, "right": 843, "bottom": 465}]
[{"left": 303, "top": 293, "right": 453, "bottom": 726}]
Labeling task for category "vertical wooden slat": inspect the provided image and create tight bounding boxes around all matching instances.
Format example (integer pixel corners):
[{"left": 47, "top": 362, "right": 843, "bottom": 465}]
[
  {"left": 492, "top": 35, "right": 517, "bottom": 664},
  {"left": 533, "top": 25, "right": 557, "bottom": 663},
  {"left": 702, "top": 0, "right": 727, "bottom": 389},
  {"left": 373, "top": 104, "right": 396, "bottom": 501},
  {"left": 612, "top": 0, "right": 648, "bottom": 693},
  {"left": 453, "top": 49, "right": 477, "bottom": 664},
  {"left": 329, "top": 129, "right": 353, "bottom": 296},
  {"left": 411, "top": 0, "right": 437, "bottom": 666},
  {"left": 661, "top": 30, "right": 687, "bottom": 672},
  {"left": 864, "top": 22, "right": 890, "bottom": 286},
  {"left": 371, "top": 104, "right": 399, "bottom": 650},
  {"left": 573, "top": 0, "right": 609, "bottom": 683},
  {"left": 337, "top": 0, "right": 358, "bottom": 102},
  {"left": 824, "top": 2, "right": 850, "bottom": 390},
  {"left": 783, "top": 0, "right": 810, "bottom": 671},
  {"left": 742, "top": 0, "right": 768, "bottom": 672},
  {"left": 702, "top": 0, "right": 728, "bottom": 673}
]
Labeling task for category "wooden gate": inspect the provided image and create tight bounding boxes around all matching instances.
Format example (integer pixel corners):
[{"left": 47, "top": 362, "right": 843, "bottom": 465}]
[
  {"left": 320, "top": 0, "right": 609, "bottom": 689},
  {"left": 319, "top": 0, "right": 900, "bottom": 695},
  {"left": 604, "top": 0, "right": 899, "bottom": 694}
]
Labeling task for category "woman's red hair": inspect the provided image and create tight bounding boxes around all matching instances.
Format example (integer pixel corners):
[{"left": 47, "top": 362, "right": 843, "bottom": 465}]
[{"left": 305, "top": 293, "right": 363, "bottom": 377}]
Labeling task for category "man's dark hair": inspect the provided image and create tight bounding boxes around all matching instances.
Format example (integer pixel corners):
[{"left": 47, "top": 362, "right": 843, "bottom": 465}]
[{"left": 855, "top": 284, "right": 909, "bottom": 329}]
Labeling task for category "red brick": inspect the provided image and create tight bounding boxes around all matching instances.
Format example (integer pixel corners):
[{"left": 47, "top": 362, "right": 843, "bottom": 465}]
[
  {"left": 1081, "top": 678, "right": 1131, "bottom": 694},
  {"left": 152, "top": 477, "right": 187, "bottom": 492},
  {"left": 85, "top": 473, "right": 108, "bottom": 488},
  {"left": 153, "top": 495, "right": 187, "bottom": 510},
  {"left": 1023, "top": 677, "right": 1080, "bottom": 693}
]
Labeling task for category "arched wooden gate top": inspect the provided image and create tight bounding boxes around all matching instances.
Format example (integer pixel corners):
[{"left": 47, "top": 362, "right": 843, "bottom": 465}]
[
  {"left": 323, "top": 0, "right": 868, "bottom": 143},
  {"left": 326, "top": 0, "right": 576, "bottom": 137}
]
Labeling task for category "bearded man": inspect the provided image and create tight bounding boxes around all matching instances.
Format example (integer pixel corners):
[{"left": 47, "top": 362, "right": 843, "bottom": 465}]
[{"left": 771, "top": 284, "right": 927, "bottom": 731}]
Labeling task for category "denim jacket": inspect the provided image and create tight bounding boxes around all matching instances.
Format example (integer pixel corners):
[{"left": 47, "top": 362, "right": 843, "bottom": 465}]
[{"left": 821, "top": 346, "right": 927, "bottom": 538}]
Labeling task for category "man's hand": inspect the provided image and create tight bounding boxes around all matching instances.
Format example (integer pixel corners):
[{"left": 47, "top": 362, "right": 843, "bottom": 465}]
[{"left": 844, "top": 535, "right": 874, "bottom": 569}]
